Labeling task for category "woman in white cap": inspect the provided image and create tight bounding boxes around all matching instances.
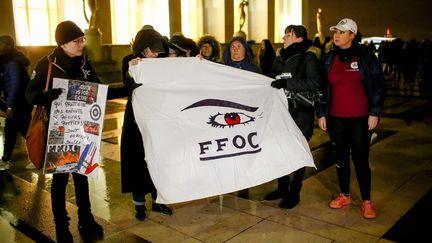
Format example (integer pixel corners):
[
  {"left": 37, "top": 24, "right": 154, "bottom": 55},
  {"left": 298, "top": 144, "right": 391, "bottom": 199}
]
[{"left": 316, "top": 18, "right": 386, "bottom": 219}]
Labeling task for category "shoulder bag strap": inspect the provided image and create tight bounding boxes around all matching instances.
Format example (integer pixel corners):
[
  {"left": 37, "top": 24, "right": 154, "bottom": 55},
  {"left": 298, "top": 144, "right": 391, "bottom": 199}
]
[{"left": 44, "top": 56, "right": 53, "bottom": 91}]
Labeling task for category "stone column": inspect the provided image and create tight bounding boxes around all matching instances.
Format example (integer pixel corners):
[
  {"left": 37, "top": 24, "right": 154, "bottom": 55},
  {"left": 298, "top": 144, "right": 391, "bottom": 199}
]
[
  {"left": 84, "top": 0, "right": 103, "bottom": 61},
  {"left": 85, "top": 28, "right": 102, "bottom": 61}
]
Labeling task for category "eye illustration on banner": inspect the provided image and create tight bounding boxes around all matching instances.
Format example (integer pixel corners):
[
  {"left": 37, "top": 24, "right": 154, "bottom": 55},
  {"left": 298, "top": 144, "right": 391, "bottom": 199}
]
[
  {"left": 182, "top": 98, "right": 259, "bottom": 128},
  {"left": 182, "top": 98, "right": 263, "bottom": 161},
  {"left": 208, "top": 112, "right": 255, "bottom": 128}
]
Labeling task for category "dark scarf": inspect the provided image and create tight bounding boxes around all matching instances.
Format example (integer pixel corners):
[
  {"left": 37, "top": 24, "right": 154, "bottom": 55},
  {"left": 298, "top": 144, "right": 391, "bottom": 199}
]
[
  {"left": 231, "top": 60, "right": 245, "bottom": 69},
  {"left": 280, "top": 41, "right": 310, "bottom": 62},
  {"left": 333, "top": 43, "right": 359, "bottom": 63},
  {"left": 53, "top": 47, "right": 85, "bottom": 78}
]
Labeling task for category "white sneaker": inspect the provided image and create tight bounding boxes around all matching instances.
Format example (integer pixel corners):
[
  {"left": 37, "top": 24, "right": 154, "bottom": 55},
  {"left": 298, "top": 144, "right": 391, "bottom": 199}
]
[
  {"left": 0, "top": 161, "right": 11, "bottom": 171},
  {"left": 370, "top": 132, "right": 378, "bottom": 144},
  {"left": 25, "top": 163, "right": 36, "bottom": 170}
]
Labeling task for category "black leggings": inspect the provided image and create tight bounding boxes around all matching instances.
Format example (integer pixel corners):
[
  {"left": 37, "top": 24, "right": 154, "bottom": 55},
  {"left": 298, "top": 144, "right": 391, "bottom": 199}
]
[
  {"left": 328, "top": 115, "right": 372, "bottom": 200},
  {"left": 3, "top": 110, "right": 31, "bottom": 160},
  {"left": 51, "top": 173, "right": 91, "bottom": 223}
]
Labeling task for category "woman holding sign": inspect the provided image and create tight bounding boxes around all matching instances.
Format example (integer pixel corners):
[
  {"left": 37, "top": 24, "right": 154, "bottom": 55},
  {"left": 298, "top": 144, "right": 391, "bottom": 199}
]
[{"left": 26, "top": 21, "right": 128, "bottom": 242}]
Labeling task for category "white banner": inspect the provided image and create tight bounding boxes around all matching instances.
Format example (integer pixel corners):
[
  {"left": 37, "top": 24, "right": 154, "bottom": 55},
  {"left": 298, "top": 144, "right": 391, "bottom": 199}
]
[
  {"left": 44, "top": 78, "right": 107, "bottom": 177},
  {"left": 130, "top": 58, "right": 315, "bottom": 204}
]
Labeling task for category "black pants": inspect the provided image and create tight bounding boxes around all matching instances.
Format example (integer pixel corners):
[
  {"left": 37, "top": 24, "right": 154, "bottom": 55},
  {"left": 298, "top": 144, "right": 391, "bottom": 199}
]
[
  {"left": 2, "top": 111, "right": 31, "bottom": 161},
  {"left": 277, "top": 167, "right": 305, "bottom": 192},
  {"left": 277, "top": 106, "right": 313, "bottom": 193},
  {"left": 51, "top": 173, "right": 92, "bottom": 224},
  {"left": 328, "top": 115, "right": 372, "bottom": 200}
]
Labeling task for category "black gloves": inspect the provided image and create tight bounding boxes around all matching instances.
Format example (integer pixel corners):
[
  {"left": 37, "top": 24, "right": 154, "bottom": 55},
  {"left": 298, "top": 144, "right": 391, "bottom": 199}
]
[
  {"left": 124, "top": 73, "right": 143, "bottom": 93},
  {"left": 271, "top": 79, "right": 287, "bottom": 89},
  {"left": 129, "top": 82, "right": 143, "bottom": 91},
  {"left": 44, "top": 88, "right": 63, "bottom": 102}
]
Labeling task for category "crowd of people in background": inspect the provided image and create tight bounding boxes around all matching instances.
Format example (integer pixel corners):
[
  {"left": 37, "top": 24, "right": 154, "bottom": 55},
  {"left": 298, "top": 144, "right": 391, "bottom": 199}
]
[
  {"left": 375, "top": 38, "right": 432, "bottom": 90},
  {"left": 1, "top": 16, "right": 431, "bottom": 241}
]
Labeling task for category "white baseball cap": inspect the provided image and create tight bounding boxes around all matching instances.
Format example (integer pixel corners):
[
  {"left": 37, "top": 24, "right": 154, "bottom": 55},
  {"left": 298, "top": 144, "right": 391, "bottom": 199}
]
[{"left": 330, "top": 18, "right": 357, "bottom": 35}]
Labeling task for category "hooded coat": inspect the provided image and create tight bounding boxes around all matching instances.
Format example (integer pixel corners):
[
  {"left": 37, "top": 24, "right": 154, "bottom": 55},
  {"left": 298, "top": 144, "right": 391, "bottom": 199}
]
[
  {"left": 1, "top": 49, "right": 32, "bottom": 111},
  {"left": 197, "top": 34, "right": 222, "bottom": 63},
  {"left": 120, "top": 29, "right": 169, "bottom": 196},
  {"left": 222, "top": 36, "right": 261, "bottom": 74},
  {"left": 0, "top": 47, "right": 33, "bottom": 160}
]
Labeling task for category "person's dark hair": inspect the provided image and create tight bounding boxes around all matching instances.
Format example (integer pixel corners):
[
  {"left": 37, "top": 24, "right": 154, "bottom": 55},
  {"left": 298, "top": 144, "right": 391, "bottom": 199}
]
[
  {"left": 313, "top": 37, "right": 321, "bottom": 48},
  {"left": 0, "top": 35, "right": 15, "bottom": 49},
  {"left": 257, "top": 39, "right": 276, "bottom": 77},
  {"left": 170, "top": 34, "right": 198, "bottom": 57},
  {"left": 285, "top": 25, "right": 308, "bottom": 40},
  {"left": 353, "top": 30, "right": 362, "bottom": 45},
  {"left": 168, "top": 41, "right": 188, "bottom": 57}
]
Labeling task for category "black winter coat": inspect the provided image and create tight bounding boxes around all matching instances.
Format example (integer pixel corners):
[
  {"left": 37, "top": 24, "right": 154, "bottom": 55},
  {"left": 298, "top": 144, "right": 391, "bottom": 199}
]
[
  {"left": 120, "top": 53, "right": 156, "bottom": 196},
  {"left": 271, "top": 43, "right": 321, "bottom": 141},
  {"left": 26, "top": 47, "right": 128, "bottom": 107},
  {"left": 1, "top": 49, "right": 33, "bottom": 113}
]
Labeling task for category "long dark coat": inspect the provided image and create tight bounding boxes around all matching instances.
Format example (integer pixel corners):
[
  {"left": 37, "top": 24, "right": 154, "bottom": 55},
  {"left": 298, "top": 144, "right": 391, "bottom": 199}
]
[
  {"left": 271, "top": 42, "right": 321, "bottom": 141},
  {"left": 120, "top": 53, "right": 156, "bottom": 196}
]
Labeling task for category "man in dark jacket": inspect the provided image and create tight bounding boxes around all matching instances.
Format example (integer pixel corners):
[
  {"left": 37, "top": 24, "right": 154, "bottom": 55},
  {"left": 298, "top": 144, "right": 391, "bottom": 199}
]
[
  {"left": 0, "top": 35, "right": 33, "bottom": 170},
  {"left": 266, "top": 25, "right": 321, "bottom": 209}
]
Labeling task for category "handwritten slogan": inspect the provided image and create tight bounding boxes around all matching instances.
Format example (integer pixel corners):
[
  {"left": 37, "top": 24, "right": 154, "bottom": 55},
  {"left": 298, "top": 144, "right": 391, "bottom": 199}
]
[{"left": 44, "top": 78, "right": 108, "bottom": 177}]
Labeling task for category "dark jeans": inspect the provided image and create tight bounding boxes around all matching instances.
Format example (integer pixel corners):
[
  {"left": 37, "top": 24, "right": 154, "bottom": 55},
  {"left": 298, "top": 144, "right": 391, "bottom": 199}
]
[
  {"left": 132, "top": 190, "right": 157, "bottom": 206},
  {"left": 51, "top": 173, "right": 92, "bottom": 224},
  {"left": 277, "top": 167, "right": 306, "bottom": 192},
  {"left": 328, "top": 115, "right": 372, "bottom": 200},
  {"left": 2, "top": 111, "right": 31, "bottom": 161}
]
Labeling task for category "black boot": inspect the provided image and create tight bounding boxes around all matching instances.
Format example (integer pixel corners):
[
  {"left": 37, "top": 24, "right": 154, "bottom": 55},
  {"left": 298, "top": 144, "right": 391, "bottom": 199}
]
[
  {"left": 264, "top": 189, "right": 284, "bottom": 200},
  {"left": 279, "top": 181, "right": 302, "bottom": 209},
  {"left": 152, "top": 203, "right": 173, "bottom": 215},
  {"left": 264, "top": 175, "right": 290, "bottom": 200},
  {"left": 135, "top": 205, "right": 147, "bottom": 221},
  {"left": 55, "top": 217, "right": 73, "bottom": 243},
  {"left": 78, "top": 213, "right": 104, "bottom": 239}
]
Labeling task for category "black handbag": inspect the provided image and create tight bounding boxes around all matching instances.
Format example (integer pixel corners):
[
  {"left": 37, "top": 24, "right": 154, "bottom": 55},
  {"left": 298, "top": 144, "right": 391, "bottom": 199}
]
[{"left": 285, "top": 53, "right": 323, "bottom": 111}]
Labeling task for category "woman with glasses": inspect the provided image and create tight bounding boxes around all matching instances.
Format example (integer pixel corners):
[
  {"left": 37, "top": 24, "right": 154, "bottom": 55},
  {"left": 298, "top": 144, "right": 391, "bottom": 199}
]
[{"left": 26, "top": 20, "right": 128, "bottom": 242}]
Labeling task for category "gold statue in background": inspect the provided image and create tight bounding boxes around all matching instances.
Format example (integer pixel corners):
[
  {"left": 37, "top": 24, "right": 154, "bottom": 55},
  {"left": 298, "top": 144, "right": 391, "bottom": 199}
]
[
  {"left": 316, "top": 8, "right": 323, "bottom": 36},
  {"left": 315, "top": 8, "right": 325, "bottom": 44},
  {"left": 234, "top": 0, "right": 248, "bottom": 39},
  {"left": 238, "top": 0, "right": 248, "bottom": 31}
]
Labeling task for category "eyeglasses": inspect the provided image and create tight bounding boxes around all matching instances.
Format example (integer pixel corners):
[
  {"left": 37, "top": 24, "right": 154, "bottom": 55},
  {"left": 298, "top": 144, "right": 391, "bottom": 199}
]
[{"left": 72, "top": 37, "right": 86, "bottom": 44}]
